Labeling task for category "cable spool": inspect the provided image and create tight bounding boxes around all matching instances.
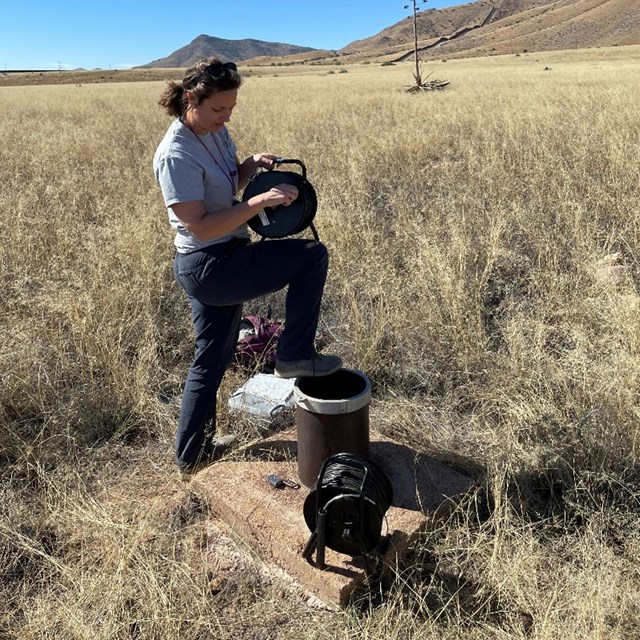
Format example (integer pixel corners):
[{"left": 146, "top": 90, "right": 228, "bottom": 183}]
[
  {"left": 242, "top": 158, "right": 319, "bottom": 240},
  {"left": 302, "top": 453, "right": 393, "bottom": 570}
]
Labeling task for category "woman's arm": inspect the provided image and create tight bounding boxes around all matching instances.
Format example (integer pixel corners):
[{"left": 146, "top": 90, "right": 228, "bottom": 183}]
[{"left": 171, "top": 182, "right": 298, "bottom": 242}]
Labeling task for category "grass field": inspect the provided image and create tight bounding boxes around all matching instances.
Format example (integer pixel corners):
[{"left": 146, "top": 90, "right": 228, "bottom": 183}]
[{"left": 1, "top": 46, "right": 640, "bottom": 639}]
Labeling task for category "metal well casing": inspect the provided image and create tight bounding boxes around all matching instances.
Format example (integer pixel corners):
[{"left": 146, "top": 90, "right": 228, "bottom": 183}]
[{"left": 294, "top": 369, "right": 371, "bottom": 488}]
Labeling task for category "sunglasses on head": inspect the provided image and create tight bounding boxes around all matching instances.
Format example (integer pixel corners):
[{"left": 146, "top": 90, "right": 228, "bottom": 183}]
[{"left": 203, "top": 61, "right": 238, "bottom": 80}]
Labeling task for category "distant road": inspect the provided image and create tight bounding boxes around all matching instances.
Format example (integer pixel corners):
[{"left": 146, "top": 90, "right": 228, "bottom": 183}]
[{"left": 1, "top": 69, "right": 62, "bottom": 74}]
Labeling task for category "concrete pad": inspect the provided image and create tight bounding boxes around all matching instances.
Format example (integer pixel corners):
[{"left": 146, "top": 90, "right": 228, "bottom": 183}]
[{"left": 193, "top": 429, "right": 473, "bottom": 608}]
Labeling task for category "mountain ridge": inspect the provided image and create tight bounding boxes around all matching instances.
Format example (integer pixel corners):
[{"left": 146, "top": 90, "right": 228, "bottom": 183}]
[
  {"left": 139, "top": 0, "right": 640, "bottom": 68},
  {"left": 137, "top": 34, "right": 317, "bottom": 68},
  {"left": 335, "top": 0, "right": 640, "bottom": 63}
]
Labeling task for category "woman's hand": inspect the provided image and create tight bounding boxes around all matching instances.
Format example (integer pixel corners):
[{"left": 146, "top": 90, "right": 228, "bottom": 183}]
[
  {"left": 243, "top": 156, "right": 298, "bottom": 206},
  {"left": 237, "top": 153, "right": 280, "bottom": 189},
  {"left": 250, "top": 153, "right": 280, "bottom": 171},
  {"left": 257, "top": 183, "right": 299, "bottom": 208}
]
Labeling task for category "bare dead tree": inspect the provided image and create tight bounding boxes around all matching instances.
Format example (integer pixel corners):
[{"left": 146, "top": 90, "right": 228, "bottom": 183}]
[
  {"left": 404, "top": 0, "right": 427, "bottom": 85},
  {"left": 403, "top": 0, "right": 449, "bottom": 92}
]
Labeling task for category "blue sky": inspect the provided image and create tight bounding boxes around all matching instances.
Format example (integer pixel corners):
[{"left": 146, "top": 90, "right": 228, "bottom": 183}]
[{"left": 0, "top": 0, "right": 463, "bottom": 70}]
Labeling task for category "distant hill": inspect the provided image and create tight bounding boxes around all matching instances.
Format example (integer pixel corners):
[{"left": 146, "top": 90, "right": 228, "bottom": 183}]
[
  {"left": 138, "top": 34, "right": 317, "bottom": 68},
  {"left": 337, "top": 0, "right": 640, "bottom": 62}
]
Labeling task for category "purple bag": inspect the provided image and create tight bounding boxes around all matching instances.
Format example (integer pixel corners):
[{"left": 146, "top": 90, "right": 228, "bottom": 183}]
[{"left": 235, "top": 314, "right": 284, "bottom": 370}]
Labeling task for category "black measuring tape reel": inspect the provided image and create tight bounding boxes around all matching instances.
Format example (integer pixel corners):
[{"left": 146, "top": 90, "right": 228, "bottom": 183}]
[
  {"left": 242, "top": 158, "right": 319, "bottom": 241},
  {"left": 302, "top": 453, "right": 393, "bottom": 571}
]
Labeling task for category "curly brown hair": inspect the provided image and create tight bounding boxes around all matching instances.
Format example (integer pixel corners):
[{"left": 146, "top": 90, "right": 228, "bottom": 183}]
[{"left": 158, "top": 56, "right": 243, "bottom": 118}]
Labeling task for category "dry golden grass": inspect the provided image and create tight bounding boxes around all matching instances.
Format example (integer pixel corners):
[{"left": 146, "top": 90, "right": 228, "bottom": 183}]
[{"left": 1, "top": 48, "right": 640, "bottom": 638}]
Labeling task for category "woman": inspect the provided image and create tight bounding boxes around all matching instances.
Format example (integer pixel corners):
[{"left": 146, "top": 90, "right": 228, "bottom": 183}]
[{"left": 153, "top": 56, "right": 341, "bottom": 472}]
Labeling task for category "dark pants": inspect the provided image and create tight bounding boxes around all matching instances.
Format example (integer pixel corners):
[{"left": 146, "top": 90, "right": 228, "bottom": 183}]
[{"left": 173, "top": 237, "right": 329, "bottom": 468}]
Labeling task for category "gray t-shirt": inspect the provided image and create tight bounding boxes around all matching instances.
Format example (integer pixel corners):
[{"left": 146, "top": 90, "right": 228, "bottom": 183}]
[{"left": 153, "top": 119, "right": 249, "bottom": 253}]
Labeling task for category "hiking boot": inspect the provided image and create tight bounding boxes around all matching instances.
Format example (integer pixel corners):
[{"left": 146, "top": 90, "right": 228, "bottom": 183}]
[
  {"left": 178, "top": 434, "right": 237, "bottom": 478},
  {"left": 207, "top": 434, "right": 237, "bottom": 458},
  {"left": 274, "top": 354, "right": 342, "bottom": 379}
]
